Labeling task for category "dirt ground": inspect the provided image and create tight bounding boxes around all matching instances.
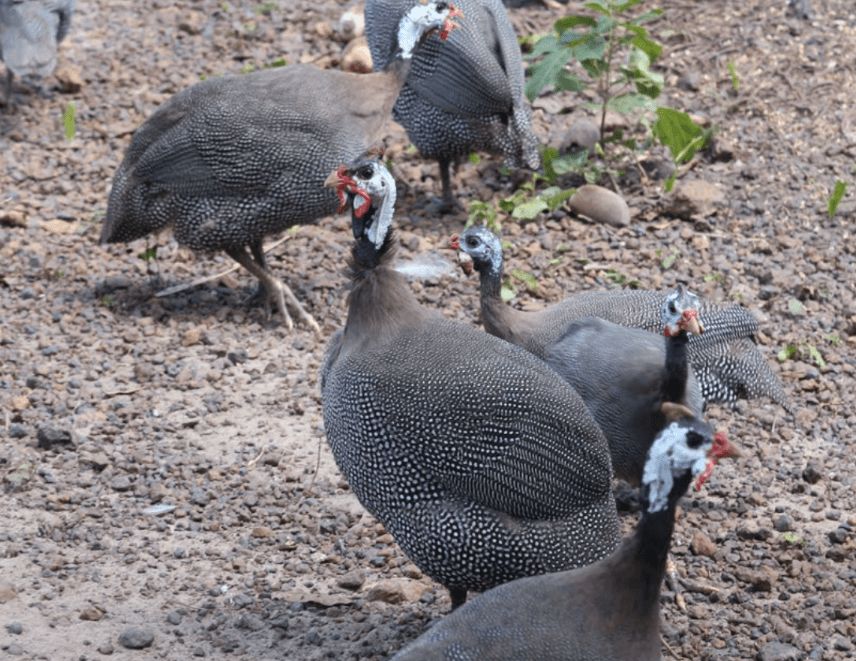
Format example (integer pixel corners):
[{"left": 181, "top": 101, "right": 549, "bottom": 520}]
[{"left": 1, "top": 0, "right": 854, "bottom": 659}]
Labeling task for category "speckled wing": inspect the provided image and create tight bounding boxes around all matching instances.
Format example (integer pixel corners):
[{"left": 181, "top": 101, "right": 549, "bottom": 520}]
[
  {"left": 365, "top": 0, "right": 513, "bottom": 117},
  {"left": 324, "top": 319, "right": 614, "bottom": 521}
]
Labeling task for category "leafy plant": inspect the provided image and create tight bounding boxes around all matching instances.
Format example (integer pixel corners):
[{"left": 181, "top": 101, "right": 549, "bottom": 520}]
[
  {"left": 63, "top": 102, "right": 76, "bottom": 141},
  {"left": 525, "top": 1, "right": 707, "bottom": 186},
  {"left": 138, "top": 246, "right": 158, "bottom": 262},
  {"left": 827, "top": 180, "right": 846, "bottom": 218},
  {"left": 777, "top": 343, "right": 826, "bottom": 369},
  {"left": 659, "top": 249, "right": 678, "bottom": 269},
  {"left": 726, "top": 61, "right": 739, "bottom": 92}
]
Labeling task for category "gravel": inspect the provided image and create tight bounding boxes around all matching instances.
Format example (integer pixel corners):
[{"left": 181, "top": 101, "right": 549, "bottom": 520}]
[{"left": 0, "top": 0, "right": 853, "bottom": 659}]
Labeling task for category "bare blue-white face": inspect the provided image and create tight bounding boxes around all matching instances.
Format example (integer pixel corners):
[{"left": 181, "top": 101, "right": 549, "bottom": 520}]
[{"left": 661, "top": 285, "right": 704, "bottom": 337}]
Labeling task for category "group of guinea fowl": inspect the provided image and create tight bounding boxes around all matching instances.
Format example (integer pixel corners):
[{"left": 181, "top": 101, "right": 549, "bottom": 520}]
[{"left": 4, "top": 0, "right": 793, "bottom": 658}]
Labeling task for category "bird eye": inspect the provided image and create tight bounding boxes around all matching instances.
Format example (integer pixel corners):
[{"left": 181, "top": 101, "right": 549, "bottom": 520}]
[
  {"left": 358, "top": 167, "right": 373, "bottom": 179},
  {"left": 466, "top": 237, "right": 479, "bottom": 248},
  {"left": 686, "top": 431, "right": 704, "bottom": 448},
  {"left": 436, "top": 2, "right": 448, "bottom": 11},
  {"left": 668, "top": 302, "right": 677, "bottom": 314}
]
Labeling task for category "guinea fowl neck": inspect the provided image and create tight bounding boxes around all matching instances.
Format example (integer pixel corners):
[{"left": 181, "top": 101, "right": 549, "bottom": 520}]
[
  {"left": 384, "top": 56, "right": 413, "bottom": 88},
  {"left": 477, "top": 260, "right": 511, "bottom": 337},
  {"left": 346, "top": 231, "right": 424, "bottom": 342},
  {"left": 662, "top": 331, "right": 690, "bottom": 403},
  {"left": 632, "top": 472, "right": 692, "bottom": 605}
]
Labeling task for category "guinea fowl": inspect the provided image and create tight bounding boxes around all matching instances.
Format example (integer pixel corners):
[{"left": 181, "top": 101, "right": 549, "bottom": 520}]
[
  {"left": 321, "top": 157, "right": 619, "bottom": 610},
  {"left": 0, "top": 0, "right": 74, "bottom": 105},
  {"left": 365, "top": 0, "right": 539, "bottom": 211},
  {"left": 391, "top": 406, "right": 740, "bottom": 661},
  {"left": 453, "top": 225, "right": 788, "bottom": 409},
  {"left": 101, "top": 1, "right": 461, "bottom": 331}
]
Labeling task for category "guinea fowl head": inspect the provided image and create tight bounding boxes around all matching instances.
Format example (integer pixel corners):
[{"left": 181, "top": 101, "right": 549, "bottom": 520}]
[
  {"left": 325, "top": 157, "right": 396, "bottom": 250},
  {"left": 396, "top": 1, "right": 463, "bottom": 59},
  {"left": 661, "top": 284, "right": 704, "bottom": 337},
  {"left": 450, "top": 225, "right": 503, "bottom": 277},
  {"left": 642, "top": 403, "right": 740, "bottom": 513}
]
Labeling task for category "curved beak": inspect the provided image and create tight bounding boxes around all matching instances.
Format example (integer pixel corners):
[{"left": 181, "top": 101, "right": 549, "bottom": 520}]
[
  {"left": 711, "top": 431, "right": 741, "bottom": 460},
  {"left": 324, "top": 170, "right": 342, "bottom": 189},
  {"left": 439, "top": 5, "right": 463, "bottom": 40},
  {"left": 680, "top": 309, "right": 705, "bottom": 336}
]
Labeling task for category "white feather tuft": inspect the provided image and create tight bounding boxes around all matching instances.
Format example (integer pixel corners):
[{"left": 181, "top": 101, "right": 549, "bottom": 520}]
[{"left": 394, "top": 253, "right": 456, "bottom": 280}]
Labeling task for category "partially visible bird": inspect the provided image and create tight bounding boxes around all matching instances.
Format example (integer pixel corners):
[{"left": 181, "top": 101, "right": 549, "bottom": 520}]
[
  {"left": 391, "top": 405, "right": 741, "bottom": 661},
  {"left": 101, "top": 1, "right": 461, "bottom": 331},
  {"left": 321, "top": 157, "right": 618, "bottom": 610},
  {"left": 452, "top": 225, "right": 788, "bottom": 409},
  {"left": 0, "top": 0, "right": 74, "bottom": 105},
  {"left": 365, "top": 0, "right": 540, "bottom": 211}
]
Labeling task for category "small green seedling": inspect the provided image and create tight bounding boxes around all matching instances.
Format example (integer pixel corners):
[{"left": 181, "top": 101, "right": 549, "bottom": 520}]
[
  {"left": 726, "top": 62, "right": 739, "bottom": 92},
  {"left": 827, "top": 180, "right": 846, "bottom": 218},
  {"left": 63, "top": 102, "right": 76, "bottom": 140}
]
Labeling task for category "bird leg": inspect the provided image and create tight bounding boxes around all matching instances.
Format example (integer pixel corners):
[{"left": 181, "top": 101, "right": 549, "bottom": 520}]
[
  {"left": 435, "top": 157, "right": 462, "bottom": 215},
  {"left": 448, "top": 586, "right": 467, "bottom": 611},
  {"left": 226, "top": 246, "right": 294, "bottom": 330},
  {"left": 251, "top": 240, "right": 321, "bottom": 335}
]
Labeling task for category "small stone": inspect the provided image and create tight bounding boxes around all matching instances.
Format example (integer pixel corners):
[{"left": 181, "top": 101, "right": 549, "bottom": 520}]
[
  {"left": 192, "top": 648, "right": 206, "bottom": 657},
  {"left": 678, "top": 70, "right": 701, "bottom": 91},
  {"left": 0, "top": 583, "right": 16, "bottom": 603},
  {"left": 110, "top": 475, "right": 132, "bottom": 492},
  {"left": 54, "top": 64, "right": 84, "bottom": 93},
  {"left": 80, "top": 606, "right": 106, "bottom": 621},
  {"left": 80, "top": 450, "right": 110, "bottom": 470},
  {"left": 827, "top": 527, "right": 848, "bottom": 544},
  {"left": 341, "top": 36, "right": 372, "bottom": 73},
  {"left": 166, "top": 610, "right": 183, "bottom": 626},
  {"left": 97, "top": 643, "right": 114, "bottom": 655},
  {"left": 251, "top": 526, "right": 273, "bottom": 538},
  {"left": 690, "top": 531, "right": 717, "bottom": 557},
  {"left": 11, "top": 395, "right": 29, "bottom": 411},
  {"left": 36, "top": 426, "right": 72, "bottom": 449},
  {"left": 4, "top": 643, "right": 24, "bottom": 656},
  {"left": 8, "top": 424, "right": 27, "bottom": 438},
  {"left": 568, "top": 185, "right": 631, "bottom": 227},
  {"left": 562, "top": 118, "right": 600, "bottom": 155},
  {"left": 735, "top": 566, "right": 776, "bottom": 592},
  {"left": 41, "top": 219, "right": 79, "bottom": 234},
  {"left": 664, "top": 179, "right": 725, "bottom": 220},
  {"left": 336, "top": 570, "right": 365, "bottom": 591},
  {"left": 774, "top": 514, "right": 793, "bottom": 532},
  {"left": 118, "top": 627, "right": 154, "bottom": 650},
  {"left": 802, "top": 463, "right": 822, "bottom": 484},
  {"left": 366, "top": 579, "right": 427, "bottom": 604},
  {"left": 5, "top": 622, "right": 23, "bottom": 635},
  {"left": 832, "top": 635, "right": 853, "bottom": 652},
  {"left": 0, "top": 211, "right": 26, "bottom": 228},
  {"left": 757, "top": 640, "right": 803, "bottom": 661},
  {"left": 181, "top": 328, "right": 202, "bottom": 346},
  {"left": 190, "top": 487, "right": 210, "bottom": 506}
]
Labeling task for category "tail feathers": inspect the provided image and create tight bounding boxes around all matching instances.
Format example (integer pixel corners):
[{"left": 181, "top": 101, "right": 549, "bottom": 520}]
[{"left": 693, "top": 337, "right": 789, "bottom": 410}]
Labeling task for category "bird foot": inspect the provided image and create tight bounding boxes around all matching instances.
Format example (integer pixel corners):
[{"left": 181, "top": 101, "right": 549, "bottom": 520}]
[
  {"left": 280, "top": 282, "right": 322, "bottom": 336},
  {"left": 261, "top": 279, "right": 321, "bottom": 335},
  {"left": 665, "top": 556, "right": 686, "bottom": 612}
]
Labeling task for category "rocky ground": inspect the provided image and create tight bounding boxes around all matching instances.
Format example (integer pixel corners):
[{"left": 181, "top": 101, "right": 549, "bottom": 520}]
[{"left": 1, "top": 0, "right": 854, "bottom": 659}]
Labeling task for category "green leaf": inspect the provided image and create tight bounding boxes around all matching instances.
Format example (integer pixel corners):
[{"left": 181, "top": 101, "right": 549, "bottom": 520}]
[
  {"left": 631, "top": 34, "right": 662, "bottom": 62},
  {"left": 828, "top": 180, "right": 846, "bottom": 218},
  {"left": 787, "top": 298, "right": 806, "bottom": 316},
  {"left": 528, "top": 34, "right": 560, "bottom": 59},
  {"left": 660, "top": 251, "right": 678, "bottom": 269},
  {"left": 63, "top": 102, "right": 76, "bottom": 141},
  {"left": 542, "top": 187, "right": 576, "bottom": 211},
  {"left": 616, "top": 0, "right": 644, "bottom": 11},
  {"left": 781, "top": 532, "right": 802, "bottom": 545},
  {"left": 806, "top": 344, "right": 826, "bottom": 369},
  {"left": 468, "top": 153, "right": 481, "bottom": 165},
  {"left": 584, "top": 1, "right": 611, "bottom": 15},
  {"left": 500, "top": 282, "right": 516, "bottom": 302},
  {"left": 727, "top": 61, "right": 740, "bottom": 92},
  {"left": 512, "top": 197, "right": 549, "bottom": 220},
  {"left": 525, "top": 47, "right": 572, "bottom": 101},
  {"left": 653, "top": 108, "right": 706, "bottom": 165},
  {"left": 608, "top": 92, "right": 656, "bottom": 114},
  {"left": 138, "top": 246, "right": 158, "bottom": 262},
  {"left": 777, "top": 345, "right": 798, "bottom": 362},
  {"left": 554, "top": 15, "right": 597, "bottom": 33},
  {"left": 240, "top": 62, "right": 256, "bottom": 74},
  {"left": 572, "top": 32, "right": 608, "bottom": 61},
  {"left": 510, "top": 268, "right": 539, "bottom": 293},
  {"left": 632, "top": 8, "right": 664, "bottom": 24},
  {"left": 267, "top": 57, "right": 287, "bottom": 68}
]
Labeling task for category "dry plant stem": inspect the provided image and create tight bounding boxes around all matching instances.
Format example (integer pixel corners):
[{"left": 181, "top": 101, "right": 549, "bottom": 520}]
[{"left": 154, "top": 234, "right": 293, "bottom": 298}]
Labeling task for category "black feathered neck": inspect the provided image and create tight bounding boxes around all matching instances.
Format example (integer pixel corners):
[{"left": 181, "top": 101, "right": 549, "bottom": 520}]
[
  {"left": 348, "top": 230, "right": 398, "bottom": 279},
  {"left": 662, "top": 331, "right": 690, "bottom": 404}
]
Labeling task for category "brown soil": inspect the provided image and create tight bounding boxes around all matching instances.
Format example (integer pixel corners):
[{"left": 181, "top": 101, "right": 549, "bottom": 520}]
[{"left": 1, "top": 1, "right": 854, "bottom": 660}]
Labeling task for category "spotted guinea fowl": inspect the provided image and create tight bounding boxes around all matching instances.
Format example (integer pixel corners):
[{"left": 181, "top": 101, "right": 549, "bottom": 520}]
[
  {"left": 101, "top": 1, "right": 461, "bottom": 331},
  {"left": 453, "top": 225, "right": 788, "bottom": 409},
  {"left": 391, "top": 405, "right": 740, "bottom": 661},
  {"left": 365, "top": 0, "right": 539, "bottom": 211},
  {"left": 530, "top": 285, "right": 708, "bottom": 484},
  {"left": 0, "top": 0, "right": 74, "bottom": 105},
  {"left": 321, "top": 157, "right": 618, "bottom": 610}
]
